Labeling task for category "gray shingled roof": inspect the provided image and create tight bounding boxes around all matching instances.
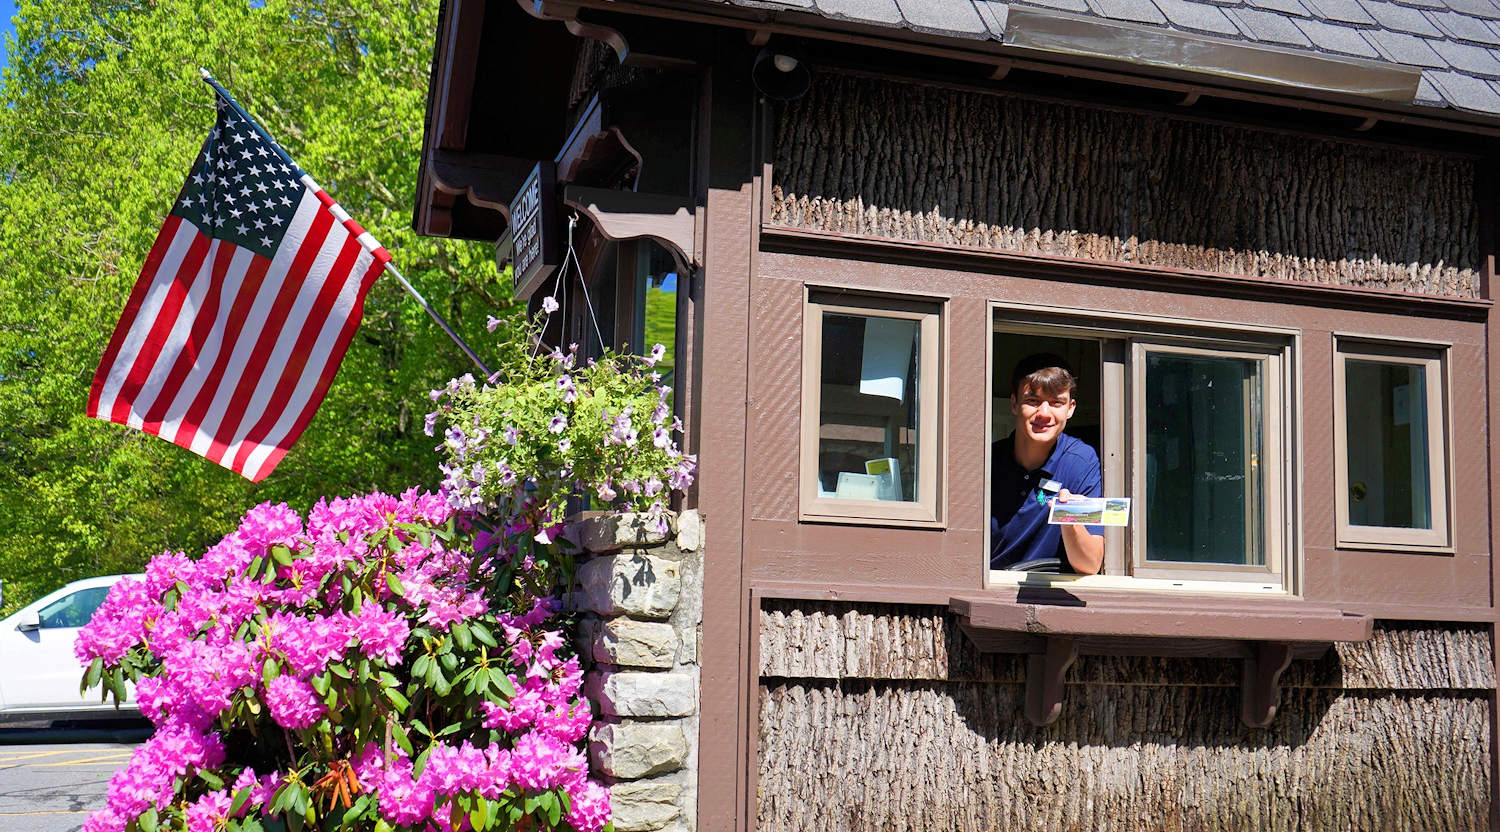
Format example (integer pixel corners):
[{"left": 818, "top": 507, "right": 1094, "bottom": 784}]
[{"left": 720, "top": 0, "right": 1500, "bottom": 114}]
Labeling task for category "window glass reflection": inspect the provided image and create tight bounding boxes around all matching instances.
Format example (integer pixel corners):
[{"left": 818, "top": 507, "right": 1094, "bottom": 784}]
[
  {"left": 1344, "top": 359, "right": 1431, "bottom": 530},
  {"left": 818, "top": 314, "right": 920, "bottom": 502},
  {"left": 1144, "top": 353, "right": 1265, "bottom": 565}
]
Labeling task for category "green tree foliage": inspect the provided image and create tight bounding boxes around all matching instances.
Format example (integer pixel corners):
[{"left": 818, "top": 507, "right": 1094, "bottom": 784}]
[{"left": 0, "top": 0, "right": 512, "bottom": 610}]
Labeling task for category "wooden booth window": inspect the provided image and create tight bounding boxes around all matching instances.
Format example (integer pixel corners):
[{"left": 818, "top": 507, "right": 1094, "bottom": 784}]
[
  {"left": 1333, "top": 336, "right": 1451, "bottom": 552},
  {"left": 990, "top": 306, "right": 1297, "bottom": 592},
  {"left": 801, "top": 290, "right": 943, "bottom": 526}
]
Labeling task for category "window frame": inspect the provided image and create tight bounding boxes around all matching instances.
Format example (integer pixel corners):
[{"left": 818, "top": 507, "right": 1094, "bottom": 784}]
[
  {"left": 1128, "top": 340, "right": 1289, "bottom": 585},
  {"left": 1332, "top": 334, "right": 1452, "bottom": 552},
  {"left": 986, "top": 302, "right": 1300, "bottom": 594},
  {"left": 800, "top": 289, "right": 945, "bottom": 527}
]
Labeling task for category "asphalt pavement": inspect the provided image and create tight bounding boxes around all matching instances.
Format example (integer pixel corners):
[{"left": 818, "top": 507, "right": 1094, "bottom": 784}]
[{"left": 0, "top": 720, "right": 150, "bottom": 832}]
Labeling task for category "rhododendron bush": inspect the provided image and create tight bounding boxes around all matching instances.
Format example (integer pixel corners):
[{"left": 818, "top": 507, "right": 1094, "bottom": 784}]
[
  {"left": 78, "top": 319, "right": 695, "bottom": 832},
  {"left": 78, "top": 493, "right": 607, "bottom": 832}
]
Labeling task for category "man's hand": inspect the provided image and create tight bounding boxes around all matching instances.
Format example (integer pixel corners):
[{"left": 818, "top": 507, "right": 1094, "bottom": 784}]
[{"left": 1055, "top": 490, "right": 1104, "bottom": 575}]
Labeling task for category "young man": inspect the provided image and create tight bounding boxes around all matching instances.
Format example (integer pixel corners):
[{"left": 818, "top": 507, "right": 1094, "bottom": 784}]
[{"left": 991, "top": 353, "right": 1105, "bottom": 574}]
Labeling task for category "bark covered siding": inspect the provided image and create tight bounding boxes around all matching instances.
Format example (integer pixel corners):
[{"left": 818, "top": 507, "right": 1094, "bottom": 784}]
[
  {"left": 770, "top": 73, "right": 1482, "bottom": 298},
  {"left": 757, "top": 601, "right": 1493, "bottom": 831}
]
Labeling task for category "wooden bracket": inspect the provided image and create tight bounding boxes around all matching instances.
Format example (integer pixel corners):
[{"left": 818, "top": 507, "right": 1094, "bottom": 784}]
[
  {"left": 1241, "top": 641, "right": 1295, "bottom": 728},
  {"left": 1025, "top": 636, "right": 1079, "bottom": 726},
  {"left": 563, "top": 185, "right": 698, "bottom": 269}
]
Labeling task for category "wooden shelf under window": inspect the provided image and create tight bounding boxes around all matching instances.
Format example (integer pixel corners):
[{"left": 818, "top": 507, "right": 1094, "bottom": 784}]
[{"left": 950, "top": 591, "right": 1372, "bottom": 729}]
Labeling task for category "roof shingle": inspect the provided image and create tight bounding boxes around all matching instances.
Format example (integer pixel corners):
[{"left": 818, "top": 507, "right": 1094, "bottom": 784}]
[{"left": 712, "top": 0, "right": 1500, "bottom": 116}]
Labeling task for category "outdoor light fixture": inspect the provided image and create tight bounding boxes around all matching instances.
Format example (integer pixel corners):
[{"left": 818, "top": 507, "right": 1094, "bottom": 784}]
[{"left": 752, "top": 44, "right": 811, "bottom": 101}]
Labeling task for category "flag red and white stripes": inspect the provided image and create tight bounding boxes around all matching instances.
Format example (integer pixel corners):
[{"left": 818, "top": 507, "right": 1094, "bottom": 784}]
[{"left": 88, "top": 95, "right": 392, "bottom": 482}]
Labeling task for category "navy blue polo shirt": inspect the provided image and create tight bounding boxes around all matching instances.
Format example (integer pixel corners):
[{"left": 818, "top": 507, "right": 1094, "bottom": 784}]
[{"left": 990, "top": 432, "right": 1103, "bottom": 571}]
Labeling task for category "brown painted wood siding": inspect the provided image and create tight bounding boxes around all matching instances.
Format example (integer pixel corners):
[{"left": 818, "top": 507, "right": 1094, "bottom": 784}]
[
  {"left": 757, "top": 602, "right": 1493, "bottom": 831},
  {"left": 770, "top": 72, "right": 1481, "bottom": 298}
]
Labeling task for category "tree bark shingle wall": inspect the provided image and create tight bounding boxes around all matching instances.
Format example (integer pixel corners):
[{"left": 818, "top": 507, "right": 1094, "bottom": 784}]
[
  {"left": 770, "top": 73, "right": 1481, "bottom": 298},
  {"left": 757, "top": 602, "right": 1492, "bottom": 831}
]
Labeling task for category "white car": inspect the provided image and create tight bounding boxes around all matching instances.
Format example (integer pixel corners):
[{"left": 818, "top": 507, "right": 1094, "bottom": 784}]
[{"left": 0, "top": 575, "right": 142, "bottom": 722}]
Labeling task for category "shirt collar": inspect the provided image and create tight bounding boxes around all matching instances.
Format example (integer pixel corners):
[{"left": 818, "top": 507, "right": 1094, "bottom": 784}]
[{"left": 1009, "top": 431, "right": 1070, "bottom": 478}]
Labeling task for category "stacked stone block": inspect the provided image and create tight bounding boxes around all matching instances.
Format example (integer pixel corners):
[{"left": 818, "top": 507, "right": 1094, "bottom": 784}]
[{"left": 569, "top": 511, "right": 703, "bottom": 832}]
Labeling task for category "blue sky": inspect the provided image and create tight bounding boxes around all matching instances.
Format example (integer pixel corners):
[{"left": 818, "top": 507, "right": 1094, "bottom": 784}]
[{"left": 0, "top": 0, "right": 15, "bottom": 73}]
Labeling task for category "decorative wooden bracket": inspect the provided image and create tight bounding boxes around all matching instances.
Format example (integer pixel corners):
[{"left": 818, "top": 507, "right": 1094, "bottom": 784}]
[
  {"left": 1025, "top": 636, "right": 1079, "bottom": 727},
  {"left": 1241, "top": 641, "right": 1295, "bottom": 729},
  {"left": 952, "top": 594, "right": 1369, "bottom": 730},
  {"left": 563, "top": 185, "right": 698, "bottom": 270}
]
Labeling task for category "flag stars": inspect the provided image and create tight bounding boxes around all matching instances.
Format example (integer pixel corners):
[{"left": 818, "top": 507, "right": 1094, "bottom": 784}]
[
  {"left": 261, "top": 236, "right": 273, "bottom": 247},
  {"left": 254, "top": 219, "right": 266, "bottom": 230}
]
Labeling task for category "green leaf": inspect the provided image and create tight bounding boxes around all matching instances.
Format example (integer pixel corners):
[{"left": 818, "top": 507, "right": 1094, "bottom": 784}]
[
  {"left": 385, "top": 687, "right": 410, "bottom": 710},
  {"left": 270, "top": 544, "right": 294, "bottom": 566},
  {"left": 263, "top": 659, "right": 281, "bottom": 685},
  {"left": 546, "top": 791, "right": 562, "bottom": 826},
  {"left": 138, "top": 808, "right": 159, "bottom": 832},
  {"left": 199, "top": 768, "right": 225, "bottom": 789},
  {"left": 81, "top": 658, "right": 102, "bottom": 695},
  {"left": 392, "top": 720, "right": 415, "bottom": 755},
  {"left": 230, "top": 787, "right": 252, "bottom": 817},
  {"left": 384, "top": 572, "right": 404, "bottom": 597},
  {"left": 469, "top": 622, "right": 497, "bottom": 647},
  {"left": 450, "top": 622, "right": 473, "bottom": 651},
  {"left": 469, "top": 797, "right": 489, "bottom": 831}
]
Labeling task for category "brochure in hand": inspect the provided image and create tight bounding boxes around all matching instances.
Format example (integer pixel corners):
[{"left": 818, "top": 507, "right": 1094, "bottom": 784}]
[{"left": 1047, "top": 496, "right": 1131, "bottom": 526}]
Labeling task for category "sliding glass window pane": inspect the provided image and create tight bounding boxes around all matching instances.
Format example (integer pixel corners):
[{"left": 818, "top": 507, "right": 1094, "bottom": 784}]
[
  {"left": 1144, "top": 353, "right": 1265, "bottom": 565},
  {"left": 1344, "top": 360, "right": 1431, "bottom": 530},
  {"left": 818, "top": 314, "right": 920, "bottom": 502}
]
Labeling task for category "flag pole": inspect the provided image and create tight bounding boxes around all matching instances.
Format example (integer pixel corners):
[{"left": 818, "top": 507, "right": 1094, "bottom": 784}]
[{"left": 198, "top": 69, "right": 494, "bottom": 379}]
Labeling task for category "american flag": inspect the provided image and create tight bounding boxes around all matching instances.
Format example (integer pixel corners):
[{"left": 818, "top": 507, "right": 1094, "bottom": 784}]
[{"left": 87, "top": 89, "right": 389, "bottom": 482}]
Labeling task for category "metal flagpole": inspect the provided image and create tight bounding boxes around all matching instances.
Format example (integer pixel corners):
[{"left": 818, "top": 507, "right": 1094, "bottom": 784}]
[{"left": 198, "top": 69, "right": 493, "bottom": 378}]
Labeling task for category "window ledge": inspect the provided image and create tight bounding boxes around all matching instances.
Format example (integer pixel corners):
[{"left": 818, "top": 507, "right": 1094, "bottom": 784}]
[{"left": 950, "top": 590, "right": 1372, "bottom": 728}]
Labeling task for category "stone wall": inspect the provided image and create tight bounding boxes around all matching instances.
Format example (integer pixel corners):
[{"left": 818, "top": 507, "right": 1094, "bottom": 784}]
[{"left": 569, "top": 511, "right": 704, "bottom": 832}]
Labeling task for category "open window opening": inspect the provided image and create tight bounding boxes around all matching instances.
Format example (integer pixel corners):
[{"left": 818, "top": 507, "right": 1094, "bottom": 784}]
[{"left": 989, "top": 307, "right": 1295, "bottom": 592}]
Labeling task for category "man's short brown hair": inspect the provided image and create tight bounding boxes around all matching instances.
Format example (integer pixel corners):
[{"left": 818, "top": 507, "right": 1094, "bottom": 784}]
[{"left": 1010, "top": 353, "right": 1077, "bottom": 399}]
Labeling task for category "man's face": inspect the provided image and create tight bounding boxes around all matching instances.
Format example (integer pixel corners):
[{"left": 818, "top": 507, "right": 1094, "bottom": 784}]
[{"left": 1010, "top": 383, "right": 1076, "bottom": 445}]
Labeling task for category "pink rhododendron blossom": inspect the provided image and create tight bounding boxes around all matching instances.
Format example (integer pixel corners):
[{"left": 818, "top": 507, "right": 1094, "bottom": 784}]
[
  {"left": 184, "top": 789, "right": 231, "bottom": 832},
  {"left": 265, "top": 674, "right": 325, "bottom": 729},
  {"left": 350, "top": 601, "right": 410, "bottom": 665},
  {"left": 566, "top": 777, "right": 613, "bottom": 832}
]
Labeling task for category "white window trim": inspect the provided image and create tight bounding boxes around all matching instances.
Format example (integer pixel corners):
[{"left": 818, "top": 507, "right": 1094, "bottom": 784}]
[
  {"left": 1332, "top": 334, "right": 1453, "bottom": 553},
  {"left": 984, "top": 302, "right": 1302, "bottom": 595}
]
